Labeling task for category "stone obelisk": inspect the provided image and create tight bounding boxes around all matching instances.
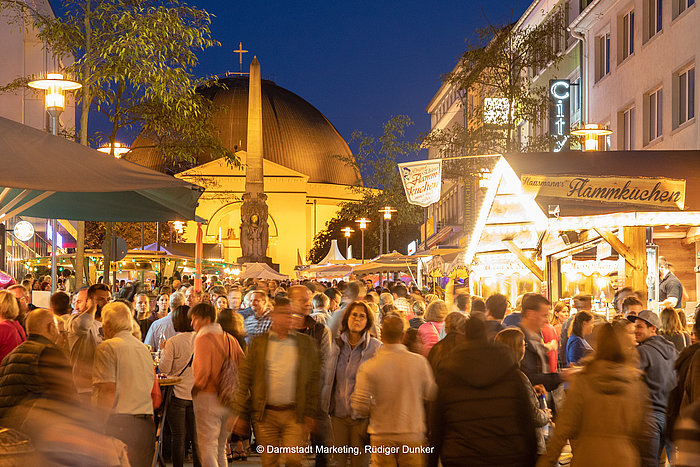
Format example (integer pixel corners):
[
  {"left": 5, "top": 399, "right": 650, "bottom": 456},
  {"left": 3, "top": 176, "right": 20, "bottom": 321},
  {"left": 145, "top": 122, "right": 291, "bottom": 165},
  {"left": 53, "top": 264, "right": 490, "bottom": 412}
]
[{"left": 238, "top": 57, "right": 276, "bottom": 268}]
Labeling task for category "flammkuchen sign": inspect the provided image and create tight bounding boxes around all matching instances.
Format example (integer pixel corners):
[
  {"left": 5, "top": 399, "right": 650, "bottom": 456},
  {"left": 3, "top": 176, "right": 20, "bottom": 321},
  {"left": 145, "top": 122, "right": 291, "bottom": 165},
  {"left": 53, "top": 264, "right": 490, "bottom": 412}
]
[
  {"left": 398, "top": 160, "right": 442, "bottom": 207},
  {"left": 521, "top": 174, "right": 686, "bottom": 209}
]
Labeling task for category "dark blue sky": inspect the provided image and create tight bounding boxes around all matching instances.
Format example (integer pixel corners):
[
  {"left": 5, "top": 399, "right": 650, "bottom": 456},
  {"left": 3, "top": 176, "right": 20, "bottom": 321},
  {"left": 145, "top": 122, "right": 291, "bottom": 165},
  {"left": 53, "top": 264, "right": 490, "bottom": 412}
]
[
  {"left": 189, "top": 0, "right": 533, "bottom": 159},
  {"left": 78, "top": 0, "right": 533, "bottom": 158}
]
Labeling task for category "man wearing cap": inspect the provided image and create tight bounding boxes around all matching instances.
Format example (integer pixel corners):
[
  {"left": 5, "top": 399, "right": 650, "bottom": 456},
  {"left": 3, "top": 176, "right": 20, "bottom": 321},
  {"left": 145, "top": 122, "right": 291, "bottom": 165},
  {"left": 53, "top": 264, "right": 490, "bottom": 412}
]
[{"left": 628, "top": 310, "right": 677, "bottom": 467}]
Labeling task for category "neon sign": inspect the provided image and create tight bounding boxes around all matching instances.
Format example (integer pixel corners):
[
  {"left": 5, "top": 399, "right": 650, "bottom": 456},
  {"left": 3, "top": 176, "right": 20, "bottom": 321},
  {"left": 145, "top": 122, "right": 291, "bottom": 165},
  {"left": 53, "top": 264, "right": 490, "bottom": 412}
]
[{"left": 549, "top": 79, "right": 570, "bottom": 152}]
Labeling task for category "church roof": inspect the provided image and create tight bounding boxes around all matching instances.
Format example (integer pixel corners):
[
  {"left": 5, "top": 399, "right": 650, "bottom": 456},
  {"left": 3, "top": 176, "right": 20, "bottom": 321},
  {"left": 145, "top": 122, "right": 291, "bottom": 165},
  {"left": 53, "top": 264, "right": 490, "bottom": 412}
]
[{"left": 125, "top": 76, "right": 360, "bottom": 186}]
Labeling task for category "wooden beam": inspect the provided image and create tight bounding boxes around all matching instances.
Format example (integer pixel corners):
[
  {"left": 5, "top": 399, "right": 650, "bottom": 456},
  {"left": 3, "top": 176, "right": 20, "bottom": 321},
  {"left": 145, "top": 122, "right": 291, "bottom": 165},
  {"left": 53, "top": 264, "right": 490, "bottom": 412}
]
[
  {"left": 502, "top": 240, "right": 544, "bottom": 281},
  {"left": 682, "top": 227, "right": 700, "bottom": 245},
  {"left": 593, "top": 228, "right": 639, "bottom": 270}
]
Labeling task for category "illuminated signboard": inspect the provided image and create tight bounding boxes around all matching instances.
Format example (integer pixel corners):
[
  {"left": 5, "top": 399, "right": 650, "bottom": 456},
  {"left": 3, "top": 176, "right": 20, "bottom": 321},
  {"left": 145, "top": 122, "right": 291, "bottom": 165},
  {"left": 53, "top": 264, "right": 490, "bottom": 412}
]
[
  {"left": 46, "top": 221, "right": 63, "bottom": 249},
  {"left": 549, "top": 79, "right": 570, "bottom": 152},
  {"left": 13, "top": 221, "right": 34, "bottom": 241}
]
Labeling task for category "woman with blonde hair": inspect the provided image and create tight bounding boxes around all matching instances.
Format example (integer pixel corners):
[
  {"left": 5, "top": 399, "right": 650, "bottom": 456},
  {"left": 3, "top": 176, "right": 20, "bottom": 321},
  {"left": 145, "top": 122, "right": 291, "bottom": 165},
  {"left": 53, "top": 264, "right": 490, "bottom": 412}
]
[
  {"left": 0, "top": 290, "right": 25, "bottom": 361},
  {"left": 537, "top": 323, "right": 649, "bottom": 467},
  {"left": 660, "top": 307, "right": 691, "bottom": 352},
  {"left": 418, "top": 300, "right": 448, "bottom": 356}
]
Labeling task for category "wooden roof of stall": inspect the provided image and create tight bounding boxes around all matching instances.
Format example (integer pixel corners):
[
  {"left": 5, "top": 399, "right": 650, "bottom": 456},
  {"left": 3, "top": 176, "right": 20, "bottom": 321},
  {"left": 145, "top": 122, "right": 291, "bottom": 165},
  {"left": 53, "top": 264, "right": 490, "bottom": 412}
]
[{"left": 504, "top": 150, "right": 700, "bottom": 216}]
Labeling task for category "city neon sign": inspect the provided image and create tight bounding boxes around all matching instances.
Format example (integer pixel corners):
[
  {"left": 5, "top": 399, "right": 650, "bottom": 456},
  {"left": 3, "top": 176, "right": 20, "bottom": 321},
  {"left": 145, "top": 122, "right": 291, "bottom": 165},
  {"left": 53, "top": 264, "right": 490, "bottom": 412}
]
[{"left": 549, "top": 79, "right": 570, "bottom": 152}]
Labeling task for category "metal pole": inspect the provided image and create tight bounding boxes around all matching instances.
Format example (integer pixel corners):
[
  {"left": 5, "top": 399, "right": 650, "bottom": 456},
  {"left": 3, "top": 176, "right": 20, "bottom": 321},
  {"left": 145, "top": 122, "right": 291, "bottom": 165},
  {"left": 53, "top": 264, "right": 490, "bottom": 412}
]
[
  {"left": 379, "top": 215, "right": 383, "bottom": 257},
  {"left": 141, "top": 222, "right": 145, "bottom": 249},
  {"left": 51, "top": 219, "right": 57, "bottom": 294},
  {"left": 156, "top": 222, "right": 160, "bottom": 251},
  {"left": 361, "top": 229, "right": 365, "bottom": 264},
  {"left": 345, "top": 237, "right": 349, "bottom": 259},
  {"left": 386, "top": 219, "right": 390, "bottom": 254},
  {"left": 50, "top": 113, "right": 58, "bottom": 294}
]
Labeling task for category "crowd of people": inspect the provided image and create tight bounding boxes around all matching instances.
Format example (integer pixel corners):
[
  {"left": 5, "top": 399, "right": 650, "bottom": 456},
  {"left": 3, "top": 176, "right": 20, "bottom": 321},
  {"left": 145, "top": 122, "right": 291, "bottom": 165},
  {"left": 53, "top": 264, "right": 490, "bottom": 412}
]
[{"left": 1, "top": 270, "right": 700, "bottom": 466}]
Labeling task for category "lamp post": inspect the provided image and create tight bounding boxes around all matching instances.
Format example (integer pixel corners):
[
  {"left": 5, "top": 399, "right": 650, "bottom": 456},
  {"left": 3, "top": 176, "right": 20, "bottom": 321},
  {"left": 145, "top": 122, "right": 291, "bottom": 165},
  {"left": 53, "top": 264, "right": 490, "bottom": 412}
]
[
  {"left": 571, "top": 123, "right": 612, "bottom": 151},
  {"left": 378, "top": 206, "right": 397, "bottom": 254},
  {"left": 340, "top": 227, "right": 354, "bottom": 259},
  {"left": 97, "top": 142, "right": 130, "bottom": 158},
  {"left": 355, "top": 218, "right": 370, "bottom": 264},
  {"left": 28, "top": 73, "right": 81, "bottom": 294}
]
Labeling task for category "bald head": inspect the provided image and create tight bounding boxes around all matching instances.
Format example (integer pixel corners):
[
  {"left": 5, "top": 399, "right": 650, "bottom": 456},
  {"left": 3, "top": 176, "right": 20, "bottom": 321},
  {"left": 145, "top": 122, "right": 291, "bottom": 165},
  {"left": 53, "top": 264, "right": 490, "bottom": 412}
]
[
  {"left": 381, "top": 314, "right": 404, "bottom": 344},
  {"left": 26, "top": 308, "right": 59, "bottom": 342}
]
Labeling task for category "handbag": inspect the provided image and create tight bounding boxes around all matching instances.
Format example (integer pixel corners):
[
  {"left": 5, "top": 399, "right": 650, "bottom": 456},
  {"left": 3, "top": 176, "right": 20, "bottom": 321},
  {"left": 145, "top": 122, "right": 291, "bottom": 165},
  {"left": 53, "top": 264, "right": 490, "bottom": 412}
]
[{"left": 217, "top": 334, "right": 239, "bottom": 407}]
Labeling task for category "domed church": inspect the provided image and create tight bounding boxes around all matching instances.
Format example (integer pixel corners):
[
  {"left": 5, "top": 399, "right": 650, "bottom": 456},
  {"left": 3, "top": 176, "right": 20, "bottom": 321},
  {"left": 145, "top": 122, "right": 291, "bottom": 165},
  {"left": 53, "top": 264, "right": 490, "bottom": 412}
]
[{"left": 125, "top": 74, "right": 362, "bottom": 276}]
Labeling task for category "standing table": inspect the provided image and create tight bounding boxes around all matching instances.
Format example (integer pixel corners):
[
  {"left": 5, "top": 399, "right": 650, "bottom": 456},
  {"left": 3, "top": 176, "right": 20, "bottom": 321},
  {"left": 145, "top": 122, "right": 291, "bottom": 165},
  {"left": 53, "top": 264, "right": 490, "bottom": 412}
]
[{"left": 152, "top": 376, "right": 182, "bottom": 467}]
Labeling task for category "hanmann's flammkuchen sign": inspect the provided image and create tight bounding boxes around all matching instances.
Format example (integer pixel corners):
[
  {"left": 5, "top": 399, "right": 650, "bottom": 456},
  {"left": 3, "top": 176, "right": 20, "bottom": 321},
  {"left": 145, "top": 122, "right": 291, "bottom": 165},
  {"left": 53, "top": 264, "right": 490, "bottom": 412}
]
[
  {"left": 398, "top": 160, "right": 442, "bottom": 207},
  {"left": 521, "top": 174, "right": 686, "bottom": 209}
]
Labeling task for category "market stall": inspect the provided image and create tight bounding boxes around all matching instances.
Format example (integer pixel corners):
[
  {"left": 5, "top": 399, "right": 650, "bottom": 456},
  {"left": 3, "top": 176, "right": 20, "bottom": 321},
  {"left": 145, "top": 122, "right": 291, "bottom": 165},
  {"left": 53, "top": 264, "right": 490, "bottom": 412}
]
[{"left": 454, "top": 151, "right": 700, "bottom": 313}]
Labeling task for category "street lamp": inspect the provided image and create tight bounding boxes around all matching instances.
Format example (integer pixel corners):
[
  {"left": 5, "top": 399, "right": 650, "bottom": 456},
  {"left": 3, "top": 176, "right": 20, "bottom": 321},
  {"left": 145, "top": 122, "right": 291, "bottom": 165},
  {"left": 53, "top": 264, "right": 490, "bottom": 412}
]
[
  {"left": 340, "top": 227, "right": 354, "bottom": 259},
  {"left": 28, "top": 73, "right": 82, "bottom": 137},
  {"left": 378, "top": 206, "right": 397, "bottom": 254},
  {"left": 97, "top": 142, "right": 130, "bottom": 158},
  {"left": 571, "top": 123, "right": 612, "bottom": 151},
  {"left": 28, "top": 73, "right": 81, "bottom": 294},
  {"left": 355, "top": 218, "right": 370, "bottom": 264}
]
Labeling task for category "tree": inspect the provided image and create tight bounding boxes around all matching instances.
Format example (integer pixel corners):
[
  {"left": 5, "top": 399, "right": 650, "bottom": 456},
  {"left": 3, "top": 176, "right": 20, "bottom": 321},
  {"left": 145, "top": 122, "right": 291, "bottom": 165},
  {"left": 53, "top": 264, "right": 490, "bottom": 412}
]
[
  {"left": 0, "top": 0, "right": 236, "bottom": 166},
  {"left": 85, "top": 221, "right": 171, "bottom": 249},
  {"left": 308, "top": 116, "right": 423, "bottom": 263},
  {"left": 423, "top": 13, "right": 567, "bottom": 159}
]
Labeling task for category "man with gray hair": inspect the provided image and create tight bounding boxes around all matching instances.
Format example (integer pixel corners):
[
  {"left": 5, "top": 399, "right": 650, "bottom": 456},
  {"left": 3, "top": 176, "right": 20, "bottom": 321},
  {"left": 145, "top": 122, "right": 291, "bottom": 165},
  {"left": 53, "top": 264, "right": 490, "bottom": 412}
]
[
  {"left": 144, "top": 291, "right": 184, "bottom": 349},
  {"left": 93, "top": 302, "right": 155, "bottom": 467},
  {"left": 0, "top": 308, "right": 74, "bottom": 423}
]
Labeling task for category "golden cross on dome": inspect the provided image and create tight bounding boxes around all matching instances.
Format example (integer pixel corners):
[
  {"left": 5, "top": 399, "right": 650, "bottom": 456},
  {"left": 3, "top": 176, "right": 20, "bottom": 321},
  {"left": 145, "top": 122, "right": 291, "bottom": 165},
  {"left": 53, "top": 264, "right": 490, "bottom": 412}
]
[{"left": 233, "top": 42, "right": 248, "bottom": 73}]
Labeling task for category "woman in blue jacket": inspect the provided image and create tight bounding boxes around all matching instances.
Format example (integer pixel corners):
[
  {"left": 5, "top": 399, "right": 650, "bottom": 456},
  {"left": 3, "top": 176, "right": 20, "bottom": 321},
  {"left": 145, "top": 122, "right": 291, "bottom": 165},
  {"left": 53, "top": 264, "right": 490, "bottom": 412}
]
[
  {"left": 566, "top": 311, "right": 594, "bottom": 366},
  {"left": 324, "top": 301, "right": 381, "bottom": 467}
]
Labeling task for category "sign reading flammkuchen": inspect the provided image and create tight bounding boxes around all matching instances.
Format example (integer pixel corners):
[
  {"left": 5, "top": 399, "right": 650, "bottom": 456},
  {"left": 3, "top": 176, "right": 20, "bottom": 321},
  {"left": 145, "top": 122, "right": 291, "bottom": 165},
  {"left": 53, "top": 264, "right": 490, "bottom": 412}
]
[
  {"left": 398, "top": 160, "right": 442, "bottom": 207},
  {"left": 521, "top": 174, "right": 686, "bottom": 209}
]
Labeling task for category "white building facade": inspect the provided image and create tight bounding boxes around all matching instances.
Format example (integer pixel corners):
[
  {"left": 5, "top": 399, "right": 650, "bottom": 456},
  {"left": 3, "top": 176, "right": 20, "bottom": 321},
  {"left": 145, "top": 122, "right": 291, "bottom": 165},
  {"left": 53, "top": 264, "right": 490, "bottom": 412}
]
[
  {"left": 0, "top": 0, "right": 75, "bottom": 131},
  {"left": 571, "top": 0, "right": 697, "bottom": 150}
]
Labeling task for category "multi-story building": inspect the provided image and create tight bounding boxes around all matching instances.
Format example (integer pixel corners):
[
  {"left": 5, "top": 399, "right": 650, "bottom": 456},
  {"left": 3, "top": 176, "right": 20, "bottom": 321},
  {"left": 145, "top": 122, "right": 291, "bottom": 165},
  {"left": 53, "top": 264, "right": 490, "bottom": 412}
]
[{"left": 571, "top": 0, "right": 697, "bottom": 149}]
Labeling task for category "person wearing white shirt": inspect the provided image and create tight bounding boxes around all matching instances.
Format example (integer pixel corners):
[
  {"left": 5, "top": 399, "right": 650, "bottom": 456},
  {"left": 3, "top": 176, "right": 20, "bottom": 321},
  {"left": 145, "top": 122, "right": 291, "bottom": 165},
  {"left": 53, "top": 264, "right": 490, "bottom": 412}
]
[
  {"left": 159, "top": 306, "right": 200, "bottom": 467},
  {"left": 93, "top": 302, "right": 155, "bottom": 467},
  {"left": 351, "top": 315, "right": 436, "bottom": 466},
  {"left": 144, "top": 292, "right": 185, "bottom": 349}
]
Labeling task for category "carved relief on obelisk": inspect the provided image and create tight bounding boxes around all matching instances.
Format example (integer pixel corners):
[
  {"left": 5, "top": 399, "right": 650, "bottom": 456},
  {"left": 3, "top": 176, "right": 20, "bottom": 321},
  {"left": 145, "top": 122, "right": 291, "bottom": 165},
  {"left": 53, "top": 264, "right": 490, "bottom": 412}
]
[{"left": 238, "top": 56, "right": 276, "bottom": 268}]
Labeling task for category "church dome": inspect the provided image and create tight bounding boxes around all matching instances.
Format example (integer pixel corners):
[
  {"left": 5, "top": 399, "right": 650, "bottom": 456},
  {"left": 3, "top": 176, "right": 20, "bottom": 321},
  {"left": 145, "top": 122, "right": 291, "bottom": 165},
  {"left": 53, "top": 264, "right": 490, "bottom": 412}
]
[{"left": 125, "top": 76, "right": 360, "bottom": 186}]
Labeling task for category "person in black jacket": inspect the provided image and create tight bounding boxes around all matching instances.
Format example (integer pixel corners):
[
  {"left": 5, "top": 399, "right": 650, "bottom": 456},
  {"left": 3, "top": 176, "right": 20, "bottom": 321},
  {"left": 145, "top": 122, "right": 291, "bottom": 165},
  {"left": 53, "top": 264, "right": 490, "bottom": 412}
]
[
  {"left": 518, "top": 294, "right": 562, "bottom": 392},
  {"left": 429, "top": 318, "right": 537, "bottom": 467},
  {"left": 0, "top": 308, "right": 75, "bottom": 424}
]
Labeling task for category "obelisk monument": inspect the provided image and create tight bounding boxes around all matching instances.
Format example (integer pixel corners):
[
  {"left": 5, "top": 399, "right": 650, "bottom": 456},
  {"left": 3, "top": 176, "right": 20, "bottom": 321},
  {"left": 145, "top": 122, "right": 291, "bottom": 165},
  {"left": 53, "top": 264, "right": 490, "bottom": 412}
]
[{"left": 238, "top": 57, "right": 276, "bottom": 268}]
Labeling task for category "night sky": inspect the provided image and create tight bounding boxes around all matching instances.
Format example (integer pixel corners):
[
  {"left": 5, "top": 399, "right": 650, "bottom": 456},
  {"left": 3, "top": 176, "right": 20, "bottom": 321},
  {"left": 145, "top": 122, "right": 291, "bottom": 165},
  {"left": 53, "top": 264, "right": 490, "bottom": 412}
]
[{"left": 87, "top": 0, "right": 535, "bottom": 161}]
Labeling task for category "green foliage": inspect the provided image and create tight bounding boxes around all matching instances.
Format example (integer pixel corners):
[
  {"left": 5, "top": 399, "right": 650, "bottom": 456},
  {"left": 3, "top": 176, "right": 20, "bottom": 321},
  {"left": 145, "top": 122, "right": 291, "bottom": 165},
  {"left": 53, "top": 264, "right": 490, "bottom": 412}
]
[
  {"left": 308, "top": 116, "right": 423, "bottom": 264},
  {"left": 0, "top": 0, "right": 237, "bottom": 166},
  {"left": 423, "top": 13, "right": 567, "bottom": 159},
  {"left": 85, "top": 221, "right": 172, "bottom": 249}
]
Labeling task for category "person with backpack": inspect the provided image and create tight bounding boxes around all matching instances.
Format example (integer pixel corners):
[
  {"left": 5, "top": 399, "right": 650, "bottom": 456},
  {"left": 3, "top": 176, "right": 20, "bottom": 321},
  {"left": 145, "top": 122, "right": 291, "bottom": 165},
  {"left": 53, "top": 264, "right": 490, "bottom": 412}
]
[{"left": 190, "top": 303, "right": 244, "bottom": 467}]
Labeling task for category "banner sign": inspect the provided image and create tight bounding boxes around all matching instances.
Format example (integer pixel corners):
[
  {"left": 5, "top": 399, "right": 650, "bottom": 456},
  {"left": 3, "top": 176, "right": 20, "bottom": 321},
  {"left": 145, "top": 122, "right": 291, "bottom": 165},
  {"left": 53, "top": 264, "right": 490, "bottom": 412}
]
[
  {"left": 398, "top": 160, "right": 442, "bottom": 207},
  {"left": 521, "top": 174, "right": 686, "bottom": 209},
  {"left": 549, "top": 79, "right": 570, "bottom": 152}
]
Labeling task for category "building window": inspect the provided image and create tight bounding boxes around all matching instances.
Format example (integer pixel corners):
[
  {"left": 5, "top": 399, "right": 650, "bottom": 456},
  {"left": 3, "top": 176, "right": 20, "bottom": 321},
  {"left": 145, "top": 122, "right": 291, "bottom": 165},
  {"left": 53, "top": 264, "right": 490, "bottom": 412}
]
[
  {"left": 674, "top": 0, "right": 695, "bottom": 18},
  {"left": 619, "top": 107, "right": 635, "bottom": 149},
  {"left": 619, "top": 10, "right": 634, "bottom": 62},
  {"left": 645, "top": 88, "right": 663, "bottom": 144},
  {"left": 595, "top": 33, "right": 611, "bottom": 81},
  {"left": 571, "top": 77, "right": 581, "bottom": 116},
  {"left": 645, "top": 0, "right": 662, "bottom": 41},
  {"left": 674, "top": 66, "right": 695, "bottom": 128}
]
